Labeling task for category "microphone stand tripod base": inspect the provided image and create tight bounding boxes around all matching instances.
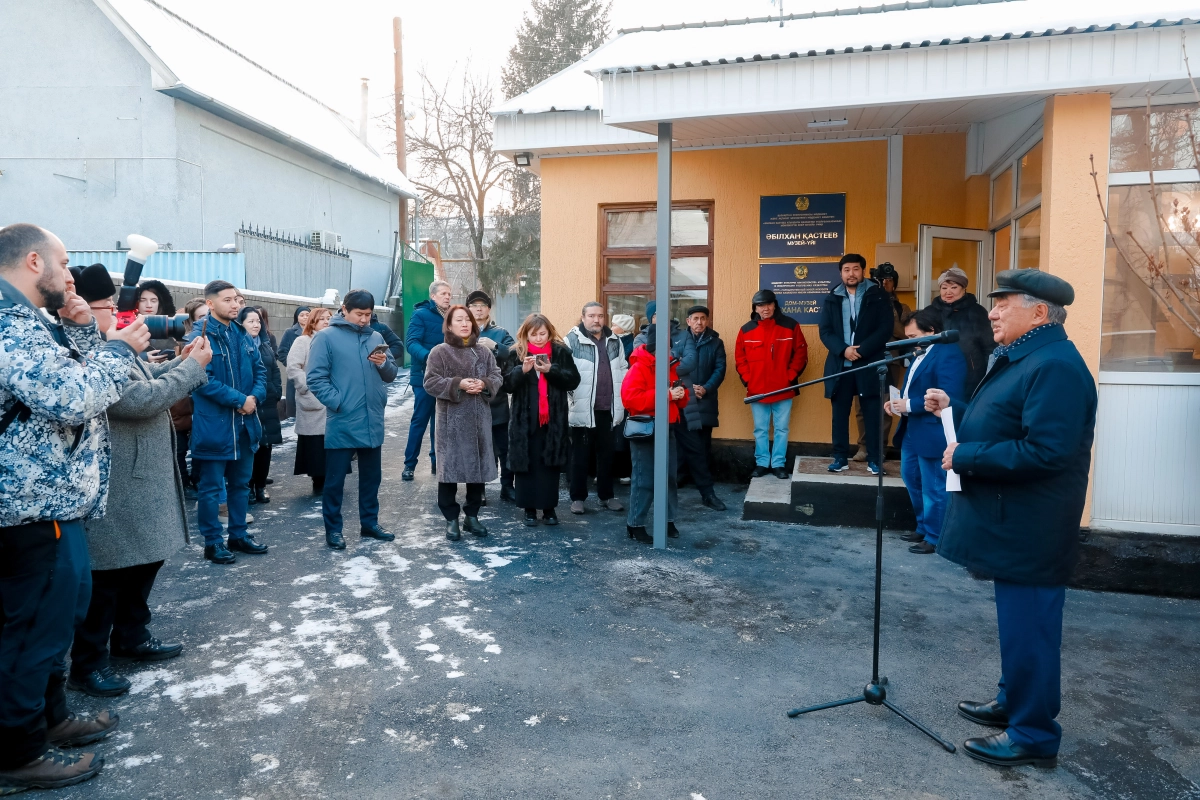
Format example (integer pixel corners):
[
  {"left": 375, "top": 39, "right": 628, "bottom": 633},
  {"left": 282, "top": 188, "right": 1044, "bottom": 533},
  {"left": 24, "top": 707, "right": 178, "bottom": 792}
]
[{"left": 787, "top": 678, "right": 956, "bottom": 753}]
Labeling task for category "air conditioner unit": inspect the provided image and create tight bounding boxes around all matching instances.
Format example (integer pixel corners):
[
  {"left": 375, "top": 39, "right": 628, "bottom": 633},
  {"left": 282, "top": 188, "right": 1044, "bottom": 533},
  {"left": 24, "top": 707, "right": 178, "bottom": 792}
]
[{"left": 310, "top": 230, "right": 343, "bottom": 251}]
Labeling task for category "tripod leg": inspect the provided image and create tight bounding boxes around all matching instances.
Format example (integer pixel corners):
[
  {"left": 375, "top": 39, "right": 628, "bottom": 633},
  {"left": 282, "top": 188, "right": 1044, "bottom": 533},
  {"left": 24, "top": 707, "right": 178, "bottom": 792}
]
[
  {"left": 787, "top": 695, "right": 864, "bottom": 718},
  {"left": 881, "top": 699, "right": 957, "bottom": 753}
]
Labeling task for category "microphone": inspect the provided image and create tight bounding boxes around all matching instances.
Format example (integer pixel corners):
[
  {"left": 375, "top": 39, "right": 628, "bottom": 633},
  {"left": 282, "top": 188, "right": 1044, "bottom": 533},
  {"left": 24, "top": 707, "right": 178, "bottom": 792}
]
[{"left": 886, "top": 329, "right": 960, "bottom": 350}]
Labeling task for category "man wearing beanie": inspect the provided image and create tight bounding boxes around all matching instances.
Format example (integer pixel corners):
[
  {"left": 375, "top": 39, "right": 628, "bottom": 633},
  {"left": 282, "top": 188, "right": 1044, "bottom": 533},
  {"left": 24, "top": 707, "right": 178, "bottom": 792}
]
[
  {"left": 466, "top": 289, "right": 517, "bottom": 502},
  {"left": 929, "top": 266, "right": 995, "bottom": 394},
  {"left": 735, "top": 288, "right": 808, "bottom": 479}
]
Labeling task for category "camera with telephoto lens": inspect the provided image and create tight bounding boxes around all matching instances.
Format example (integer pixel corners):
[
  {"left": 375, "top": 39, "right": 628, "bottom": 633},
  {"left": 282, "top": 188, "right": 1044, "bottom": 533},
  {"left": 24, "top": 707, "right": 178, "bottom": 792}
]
[{"left": 115, "top": 234, "right": 189, "bottom": 339}]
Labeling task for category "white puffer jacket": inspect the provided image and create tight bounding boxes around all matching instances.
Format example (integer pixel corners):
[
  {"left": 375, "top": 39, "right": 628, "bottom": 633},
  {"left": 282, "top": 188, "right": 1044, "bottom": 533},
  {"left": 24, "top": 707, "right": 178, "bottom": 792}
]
[{"left": 566, "top": 325, "right": 628, "bottom": 428}]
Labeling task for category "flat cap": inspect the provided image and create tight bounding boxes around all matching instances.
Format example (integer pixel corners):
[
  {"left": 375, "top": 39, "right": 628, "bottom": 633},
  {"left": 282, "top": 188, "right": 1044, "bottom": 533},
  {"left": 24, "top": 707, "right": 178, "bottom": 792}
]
[
  {"left": 988, "top": 269, "right": 1075, "bottom": 306},
  {"left": 685, "top": 304, "right": 709, "bottom": 318}
]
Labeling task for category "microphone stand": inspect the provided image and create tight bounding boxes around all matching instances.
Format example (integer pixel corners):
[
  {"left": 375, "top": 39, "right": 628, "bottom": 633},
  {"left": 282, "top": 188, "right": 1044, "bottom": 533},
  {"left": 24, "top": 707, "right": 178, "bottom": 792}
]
[{"left": 744, "top": 346, "right": 957, "bottom": 753}]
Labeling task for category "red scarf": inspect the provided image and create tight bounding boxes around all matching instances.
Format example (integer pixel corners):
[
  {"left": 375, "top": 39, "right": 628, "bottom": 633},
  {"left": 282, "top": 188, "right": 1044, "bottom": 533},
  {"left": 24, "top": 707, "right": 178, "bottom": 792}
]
[{"left": 527, "top": 341, "right": 552, "bottom": 426}]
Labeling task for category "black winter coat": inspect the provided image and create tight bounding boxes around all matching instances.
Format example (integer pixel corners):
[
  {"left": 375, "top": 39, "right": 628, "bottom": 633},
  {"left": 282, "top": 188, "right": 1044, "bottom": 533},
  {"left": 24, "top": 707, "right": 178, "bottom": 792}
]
[
  {"left": 937, "top": 325, "right": 1097, "bottom": 585},
  {"left": 682, "top": 328, "right": 726, "bottom": 430},
  {"left": 370, "top": 316, "right": 405, "bottom": 363},
  {"left": 479, "top": 322, "right": 516, "bottom": 427},
  {"left": 817, "top": 281, "right": 894, "bottom": 398},
  {"left": 928, "top": 293, "right": 996, "bottom": 394},
  {"left": 257, "top": 340, "right": 284, "bottom": 446},
  {"left": 503, "top": 342, "right": 580, "bottom": 472}
]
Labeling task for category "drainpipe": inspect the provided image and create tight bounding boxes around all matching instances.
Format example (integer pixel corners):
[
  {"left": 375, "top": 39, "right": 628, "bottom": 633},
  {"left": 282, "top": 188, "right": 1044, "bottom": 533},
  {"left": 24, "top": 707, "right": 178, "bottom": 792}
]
[{"left": 359, "top": 78, "right": 370, "bottom": 144}]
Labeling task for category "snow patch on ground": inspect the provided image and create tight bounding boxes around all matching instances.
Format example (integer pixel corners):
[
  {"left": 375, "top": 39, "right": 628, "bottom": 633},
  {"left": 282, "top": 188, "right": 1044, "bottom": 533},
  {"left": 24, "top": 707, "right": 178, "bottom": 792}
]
[
  {"left": 405, "top": 577, "right": 461, "bottom": 608},
  {"left": 440, "top": 615, "right": 495, "bottom": 643},
  {"left": 340, "top": 556, "right": 381, "bottom": 597}
]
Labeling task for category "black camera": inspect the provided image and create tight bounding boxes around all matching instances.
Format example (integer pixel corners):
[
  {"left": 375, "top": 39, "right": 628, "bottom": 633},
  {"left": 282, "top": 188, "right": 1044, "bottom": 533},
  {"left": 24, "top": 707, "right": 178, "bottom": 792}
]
[
  {"left": 870, "top": 262, "right": 899, "bottom": 283},
  {"left": 115, "top": 235, "right": 189, "bottom": 339}
]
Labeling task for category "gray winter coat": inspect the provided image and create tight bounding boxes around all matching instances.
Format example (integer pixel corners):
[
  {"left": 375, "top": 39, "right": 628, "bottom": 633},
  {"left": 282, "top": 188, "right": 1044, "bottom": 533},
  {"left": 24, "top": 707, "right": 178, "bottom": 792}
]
[
  {"left": 306, "top": 315, "right": 398, "bottom": 450},
  {"left": 424, "top": 340, "right": 503, "bottom": 484},
  {"left": 286, "top": 335, "right": 326, "bottom": 436},
  {"left": 86, "top": 356, "right": 208, "bottom": 571}
]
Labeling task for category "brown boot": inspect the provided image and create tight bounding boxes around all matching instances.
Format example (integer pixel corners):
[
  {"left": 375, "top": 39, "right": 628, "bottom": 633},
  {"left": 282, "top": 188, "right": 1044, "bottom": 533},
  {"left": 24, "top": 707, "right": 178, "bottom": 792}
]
[
  {"left": 0, "top": 747, "right": 103, "bottom": 792},
  {"left": 46, "top": 710, "right": 119, "bottom": 747}
]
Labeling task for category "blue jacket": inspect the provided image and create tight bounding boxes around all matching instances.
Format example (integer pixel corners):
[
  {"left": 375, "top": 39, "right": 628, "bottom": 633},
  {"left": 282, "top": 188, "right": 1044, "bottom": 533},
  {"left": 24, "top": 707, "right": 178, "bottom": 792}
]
[
  {"left": 682, "top": 327, "right": 726, "bottom": 430},
  {"left": 937, "top": 325, "right": 1097, "bottom": 586},
  {"left": 892, "top": 343, "right": 968, "bottom": 459},
  {"left": 187, "top": 315, "right": 267, "bottom": 461},
  {"left": 404, "top": 300, "right": 444, "bottom": 381},
  {"left": 306, "top": 315, "right": 398, "bottom": 449}
]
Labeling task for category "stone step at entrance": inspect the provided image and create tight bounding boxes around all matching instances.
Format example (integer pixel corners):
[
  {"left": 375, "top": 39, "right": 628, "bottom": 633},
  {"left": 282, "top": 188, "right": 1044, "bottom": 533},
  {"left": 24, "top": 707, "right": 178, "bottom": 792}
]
[{"left": 742, "top": 457, "right": 917, "bottom": 530}]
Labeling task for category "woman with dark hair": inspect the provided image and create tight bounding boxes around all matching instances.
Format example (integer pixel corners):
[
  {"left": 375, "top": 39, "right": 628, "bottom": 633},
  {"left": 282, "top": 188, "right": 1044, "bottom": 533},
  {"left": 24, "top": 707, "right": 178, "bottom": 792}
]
[
  {"left": 171, "top": 298, "right": 209, "bottom": 489},
  {"left": 423, "top": 306, "right": 504, "bottom": 540},
  {"left": 287, "top": 308, "right": 340, "bottom": 492},
  {"left": 885, "top": 306, "right": 968, "bottom": 555},
  {"left": 238, "top": 306, "right": 283, "bottom": 504},
  {"left": 279, "top": 306, "right": 311, "bottom": 419},
  {"left": 505, "top": 314, "right": 581, "bottom": 527},
  {"left": 138, "top": 279, "right": 178, "bottom": 363}
]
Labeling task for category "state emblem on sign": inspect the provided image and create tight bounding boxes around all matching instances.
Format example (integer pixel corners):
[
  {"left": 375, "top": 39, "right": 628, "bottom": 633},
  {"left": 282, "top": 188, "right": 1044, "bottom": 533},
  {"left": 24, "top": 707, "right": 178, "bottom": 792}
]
[
  {"left": 793, "top": 264, "right": 809, "bottom": 280},
  {"left": 794, "top": 196, "right": 810, "bottom": 211}
]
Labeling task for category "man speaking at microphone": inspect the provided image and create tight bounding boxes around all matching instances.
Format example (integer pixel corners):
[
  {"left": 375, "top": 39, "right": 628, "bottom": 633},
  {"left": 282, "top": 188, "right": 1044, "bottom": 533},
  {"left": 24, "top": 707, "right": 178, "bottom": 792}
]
[{"left": 924, "top": 269, "right": 1096, "bottom": 768}]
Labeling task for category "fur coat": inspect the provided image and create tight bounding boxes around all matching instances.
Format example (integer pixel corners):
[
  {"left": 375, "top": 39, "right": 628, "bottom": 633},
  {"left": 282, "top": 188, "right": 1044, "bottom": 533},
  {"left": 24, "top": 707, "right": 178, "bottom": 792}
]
[
  {"left": 424, "top": 339, "right": 503, "bottom": 484},
  {"left": 503, "top": 342, "right": 581, "bottom": 472}
]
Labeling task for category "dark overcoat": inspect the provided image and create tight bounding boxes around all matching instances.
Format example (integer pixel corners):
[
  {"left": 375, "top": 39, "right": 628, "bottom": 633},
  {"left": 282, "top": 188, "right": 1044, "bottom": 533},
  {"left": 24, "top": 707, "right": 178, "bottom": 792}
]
[
  {"left": 478, "top": 322, "right": 516, "bottom": 426},
  {"left": 503, "top": 342, "right": 580, "bottom": 472},
  {"left": 257, "top": 339, "right": 284, "bottom": 446},
  {"left": 682, "top": 328, "right": 726, "bottom": 430},
  {"left": 423, "top": 339, "right": 503, "bottom": 484},
  {"left": 928, "top": 293, "right": 996, "bottom": 394},
  {"left": 937, "top": 325, "right": 1097, "bottom": 586},
  {"left": 817, "top": 282, "right": 894, "bottom": 398}
]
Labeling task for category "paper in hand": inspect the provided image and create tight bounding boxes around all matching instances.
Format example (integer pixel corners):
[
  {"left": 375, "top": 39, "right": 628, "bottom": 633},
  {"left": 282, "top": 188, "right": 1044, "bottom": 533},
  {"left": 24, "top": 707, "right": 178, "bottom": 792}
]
[{"left": 941, "top": 409, "right": 962, "bottom": 492}]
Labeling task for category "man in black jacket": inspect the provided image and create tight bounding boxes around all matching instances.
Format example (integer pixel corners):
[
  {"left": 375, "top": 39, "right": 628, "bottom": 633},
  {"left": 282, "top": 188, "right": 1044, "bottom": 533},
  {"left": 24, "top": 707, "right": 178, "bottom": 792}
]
[
  {"left": 676, "top": 305, "right": 727, "bottom": 510},
  {"left": 926, "top": 270, "right": 1096, "bottom": 768},
  {"left": 817, "top": 254, "right": 894, "bottom": 475}
]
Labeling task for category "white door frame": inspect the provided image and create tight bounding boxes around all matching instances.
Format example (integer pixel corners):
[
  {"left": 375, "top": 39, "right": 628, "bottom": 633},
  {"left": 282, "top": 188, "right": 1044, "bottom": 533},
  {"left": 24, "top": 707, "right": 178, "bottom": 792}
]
[{"left": 916, "top": 225, "right": 993, "bottom": 308}]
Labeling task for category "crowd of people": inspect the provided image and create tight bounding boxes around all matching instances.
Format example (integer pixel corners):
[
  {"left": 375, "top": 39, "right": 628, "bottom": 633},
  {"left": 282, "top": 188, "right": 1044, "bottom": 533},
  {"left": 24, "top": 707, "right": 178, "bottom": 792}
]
[{"left": 0, "top": 219, "right": 1095, "bottom": 788}]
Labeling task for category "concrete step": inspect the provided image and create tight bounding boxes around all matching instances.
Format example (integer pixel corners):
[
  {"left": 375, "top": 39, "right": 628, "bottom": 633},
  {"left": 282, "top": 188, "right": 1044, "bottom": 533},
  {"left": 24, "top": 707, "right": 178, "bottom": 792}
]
[{"left": 742, "top": 457, "right": 917, "bottom": 530}]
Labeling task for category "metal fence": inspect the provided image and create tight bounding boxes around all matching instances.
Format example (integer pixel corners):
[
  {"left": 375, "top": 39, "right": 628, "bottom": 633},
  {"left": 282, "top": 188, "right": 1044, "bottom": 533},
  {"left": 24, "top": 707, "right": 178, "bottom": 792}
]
[
  {"left": 69, "top": 251, "right": 246, "bottom": 287},
  {"left": 236, "top": 225, "right": 352, "bottom": 298}
]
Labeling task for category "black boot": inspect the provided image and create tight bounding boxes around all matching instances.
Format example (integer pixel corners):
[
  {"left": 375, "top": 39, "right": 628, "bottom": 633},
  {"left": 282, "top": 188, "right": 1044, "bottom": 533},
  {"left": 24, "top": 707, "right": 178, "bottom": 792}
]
[
  {"left": 500, "top": 485, "right": 516, "bottom": 502},
  {"left": 523, "top": 509, "right": 538, "bottom": 527},
  {"left": 67, "top": 667, "right": 130, "bottom": 698},
  {"left": 463, "top": 516, "right": 488, "bottom": 537},
  {"left": 252, "top": 486, "right": 270, "bottom": 504},
  {"left": 627, "top": 526, "right": 653, "bottom": 544},
  {"left": 312, "top": 476, "right": 325, "bottom": 494},
  {"left": 326, "top": 531, "right": 346, "bottom": 550},
  {"left": 204, "top": 542, "right": 236, "bottom": 564},
  {"left": 446, "top": 519, "right": 462, "bottom": 541},
  {"left": 667, "top": 521, "right": 680, "bottom": 538}
]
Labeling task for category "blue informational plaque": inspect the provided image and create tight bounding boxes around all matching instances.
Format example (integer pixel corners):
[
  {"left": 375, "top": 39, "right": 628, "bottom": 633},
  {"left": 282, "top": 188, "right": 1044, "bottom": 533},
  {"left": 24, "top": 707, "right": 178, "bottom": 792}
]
[
  {"left": 759, "top": 193, "right": 847, "bottom": 259},
  {"left": 759, "top": 262, "right": 841, "bottom": 323}
]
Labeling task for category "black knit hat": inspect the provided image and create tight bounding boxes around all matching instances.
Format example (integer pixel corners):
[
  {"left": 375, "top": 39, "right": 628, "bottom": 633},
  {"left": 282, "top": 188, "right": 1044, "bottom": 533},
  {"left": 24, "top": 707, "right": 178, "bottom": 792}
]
[
  {"left": 76, "top": 264, "right": 116, "bottom": 304},
  {"left": 643, "top": 324, "right": 658, "bottom": 354},
  {"left": 466, "top": 290, "right": 492, "bottom": 308}
]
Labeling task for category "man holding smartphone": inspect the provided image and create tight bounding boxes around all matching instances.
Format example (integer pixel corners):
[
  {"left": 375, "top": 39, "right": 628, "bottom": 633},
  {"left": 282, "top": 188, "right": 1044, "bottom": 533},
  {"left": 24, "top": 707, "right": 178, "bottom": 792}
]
[{"left": 306, "top": 291, "right": 398, "bottom": 550}]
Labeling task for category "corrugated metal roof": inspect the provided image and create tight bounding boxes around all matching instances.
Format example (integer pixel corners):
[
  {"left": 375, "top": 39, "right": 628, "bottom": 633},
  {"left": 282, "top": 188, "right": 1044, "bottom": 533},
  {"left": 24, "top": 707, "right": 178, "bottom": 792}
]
[
  {"left": 69, "top": 251, "right": 247, "bottom": 288},
  {"left": 93, "top": 0, "right": 417, "bottom": 199}
]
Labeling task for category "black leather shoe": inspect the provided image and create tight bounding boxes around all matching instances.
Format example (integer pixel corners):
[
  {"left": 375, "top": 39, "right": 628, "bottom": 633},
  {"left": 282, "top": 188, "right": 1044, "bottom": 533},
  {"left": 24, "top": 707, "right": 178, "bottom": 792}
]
[
  {"left": 627, "top": 526, "right": 653, "bottom": 544},
  {"left": 227, "top": 535, "right": 267, "bottom": 555},
  {"left": 963, "top": 732, "right": 1057, "bottom": 768},
  {"left": 111, "top": 637, "right": 182, "bottom": 662},
  {"left": 446, "top": 519, "right": 462, "bottom": 541},
  {"left": 360, "top": 524, "right": 395, "bottom": 541},
  {"left": 326, "top": 531, "right": 346, "bottom": 550},
  {"left": 701, "top": 493, "right": 727, "bottom": 511},
  {"left": 542, "top": 512, "right": 559, "bottom": 526},
  {"left": 463, "top": 516, "right": 488, "bottom": 537},
  {"left": 773, "top": 467, "right": 790, "bottom": 479},
  {"left": 251, "top": 487, "right": 270, "bottom": 504},
  {"left": 667, "top": 522, "right": 680, "bottom": 539},
  {"left": 265, "top": 478, "right": 274, "bottom": 485},
  {"left": 750, "top": 466, "right": 770, "bottom": 478},
  {"left": 957, "top": 699, "right": 1010, "bottom": 727},
  {"left": 524, "top": 511, "right": 539, "bottom": 527},
  {"left": 500, "top": 486, "right": 516, "bottom": 502},
  {"left": 204, "top": 543, "right": 236, "bottom": 564},
  {"left": 909, "top": 541, "right": 936, "bottom": 554},
  {"left": 401, "top": 468, "right": 414, "bottom": 482},
  {"left": 900, "top": 532, "right": 925, "bottom": 542},
  {"left": 67, "top": 667, "right": 130, "bottom": 698}
]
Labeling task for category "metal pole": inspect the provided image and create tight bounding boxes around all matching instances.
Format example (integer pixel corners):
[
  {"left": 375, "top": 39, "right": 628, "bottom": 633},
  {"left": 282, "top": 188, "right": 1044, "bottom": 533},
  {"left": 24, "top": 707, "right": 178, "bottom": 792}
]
[
  {"left": 393, "top": 17, "right": 408, "bottom": 243},
  {"left": 653, "top": 122, "right": 672, "bottom": 550}
]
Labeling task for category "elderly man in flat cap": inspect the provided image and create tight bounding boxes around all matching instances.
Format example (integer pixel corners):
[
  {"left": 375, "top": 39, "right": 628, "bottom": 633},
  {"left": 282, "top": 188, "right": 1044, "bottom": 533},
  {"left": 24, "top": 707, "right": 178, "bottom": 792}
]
[{"left": 925, "top": 269, "right": 1097, "bottom": 768}]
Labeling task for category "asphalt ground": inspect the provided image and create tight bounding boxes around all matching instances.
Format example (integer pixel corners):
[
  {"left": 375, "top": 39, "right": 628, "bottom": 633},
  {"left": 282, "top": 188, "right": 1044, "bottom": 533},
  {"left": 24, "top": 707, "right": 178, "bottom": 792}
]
[{"left": 58, "top": 375, "right": 1200, "bottom": 799}]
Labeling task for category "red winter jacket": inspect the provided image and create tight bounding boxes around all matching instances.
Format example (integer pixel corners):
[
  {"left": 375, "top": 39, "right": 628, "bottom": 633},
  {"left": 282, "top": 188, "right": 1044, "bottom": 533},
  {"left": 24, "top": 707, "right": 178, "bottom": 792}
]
[
  {"left": 621, "top": 345, "right": 688, "bottom": 424},
  {"left": 734, "top": 313, "right": 809, "bottom": 404}
]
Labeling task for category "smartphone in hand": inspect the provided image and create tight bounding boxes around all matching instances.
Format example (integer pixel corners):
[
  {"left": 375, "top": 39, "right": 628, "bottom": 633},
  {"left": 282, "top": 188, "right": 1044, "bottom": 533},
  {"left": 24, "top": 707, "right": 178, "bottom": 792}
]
[{"left": 370, "top": 344, "right": 390, "bottom": 357}]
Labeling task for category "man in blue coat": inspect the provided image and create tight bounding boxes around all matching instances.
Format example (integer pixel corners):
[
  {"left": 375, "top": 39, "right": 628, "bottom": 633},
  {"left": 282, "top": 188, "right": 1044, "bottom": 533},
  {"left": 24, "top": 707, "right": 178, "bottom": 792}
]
[
  {"left": 925, "top": 270, "right": 1097, "bottom": 768},
  {"left": 402, "top": 280, "right": 451, "bottom": 481},
  {"left": 677, "top": 304, "right": 728, "bottom": 510},
  {"left": 189, "top": 280, "right": 268, "bottom": 564},
  {"left": 307, "top": 290, "right": 398, "bottom": 550}
]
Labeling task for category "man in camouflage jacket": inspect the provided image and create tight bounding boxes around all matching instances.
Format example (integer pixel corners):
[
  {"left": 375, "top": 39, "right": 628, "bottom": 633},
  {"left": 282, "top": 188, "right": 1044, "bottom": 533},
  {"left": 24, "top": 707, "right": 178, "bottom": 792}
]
[{"left": 0, "top": 224, "right": 150, "bottom": 793}]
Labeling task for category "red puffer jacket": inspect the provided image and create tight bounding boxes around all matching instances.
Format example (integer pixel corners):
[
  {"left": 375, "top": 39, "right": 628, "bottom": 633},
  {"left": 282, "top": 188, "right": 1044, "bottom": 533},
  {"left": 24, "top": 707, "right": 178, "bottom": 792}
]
[
  {"left": 621, "top": 345, "right": 688, "bottom": 423},
  {"left": 734, "top": 313, "right": 809, "bottom": 404}
]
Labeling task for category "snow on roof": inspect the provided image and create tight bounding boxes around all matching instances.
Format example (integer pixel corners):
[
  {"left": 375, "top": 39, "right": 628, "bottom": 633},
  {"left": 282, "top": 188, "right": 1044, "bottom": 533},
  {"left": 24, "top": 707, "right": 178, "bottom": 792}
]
[
  {"left": 492, "top": 0, "right": 1199, "bottom": 114},
  {"left": 96, "top": 0, "right": 418, "bottom": 199}
]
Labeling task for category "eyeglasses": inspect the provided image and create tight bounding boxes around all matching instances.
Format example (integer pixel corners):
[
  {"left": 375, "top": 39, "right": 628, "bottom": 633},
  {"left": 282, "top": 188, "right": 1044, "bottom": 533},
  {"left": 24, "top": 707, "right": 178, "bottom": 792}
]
[{"left": 89, "top": 302, "right": 115, "bottom": 312}]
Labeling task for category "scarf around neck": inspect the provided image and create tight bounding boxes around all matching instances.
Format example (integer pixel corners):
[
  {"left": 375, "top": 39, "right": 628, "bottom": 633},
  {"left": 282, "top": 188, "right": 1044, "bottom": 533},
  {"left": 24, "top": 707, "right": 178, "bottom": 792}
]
[{"left": 527, "top": 341, "right": 552, "bottom": 426}]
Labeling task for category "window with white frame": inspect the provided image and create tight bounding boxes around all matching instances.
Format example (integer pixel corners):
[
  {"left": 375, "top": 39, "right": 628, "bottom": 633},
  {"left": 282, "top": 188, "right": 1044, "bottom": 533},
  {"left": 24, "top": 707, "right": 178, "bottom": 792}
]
[{"left": 990, "top": 139, "right": 1043, "bottom": 273}]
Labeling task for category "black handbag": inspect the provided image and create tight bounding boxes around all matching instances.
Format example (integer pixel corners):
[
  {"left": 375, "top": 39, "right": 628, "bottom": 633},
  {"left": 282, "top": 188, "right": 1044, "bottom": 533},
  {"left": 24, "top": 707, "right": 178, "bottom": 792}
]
[{"left": 623, "top": 414, "right": 655, "bottom": 439}]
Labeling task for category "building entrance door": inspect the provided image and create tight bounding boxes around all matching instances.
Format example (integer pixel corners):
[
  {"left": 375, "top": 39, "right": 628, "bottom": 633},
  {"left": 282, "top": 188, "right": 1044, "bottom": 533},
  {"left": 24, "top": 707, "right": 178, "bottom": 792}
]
[{"left": 916, "top": 225, "right": 993, "bottom": 308}]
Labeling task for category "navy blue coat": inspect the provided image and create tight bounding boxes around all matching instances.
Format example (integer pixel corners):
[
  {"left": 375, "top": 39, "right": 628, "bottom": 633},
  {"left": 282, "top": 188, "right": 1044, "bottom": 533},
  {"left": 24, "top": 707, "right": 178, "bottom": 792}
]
[
  {"left": 306, "top": 315, "right": 398, "bottom": 450},
  {"left": 937, "top": 325, "right": 1097, "bottom": 586},
  {"left": 187, "top": 316, "right": 267, "bottom": 461},
  {"left": 371, "top": 314, "right": 405, "bottom": 363},
  {"left": 404, "top": 300, "right": 444, "bottom": 383},
  {"left": 817, "top": 281, "right": 894, "bottom": 398},
  {"left": 893, "top": 343, "right": 968, "bottom": 459},
  {"left": 682, "top": 328, "right": 726, "bottom": 430}
]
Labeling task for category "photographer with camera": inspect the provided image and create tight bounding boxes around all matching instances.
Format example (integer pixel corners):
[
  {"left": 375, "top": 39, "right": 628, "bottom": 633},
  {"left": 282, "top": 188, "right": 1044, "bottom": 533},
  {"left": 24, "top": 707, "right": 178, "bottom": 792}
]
[
  {"left": 65, "top": 265, "right": 211, "bottom": 697},
  {"left": 187, "top": 280, "right": 268, "bottom": 565},
  {"left": 0, "top": 224, "right": 150, "bottom": 793}
]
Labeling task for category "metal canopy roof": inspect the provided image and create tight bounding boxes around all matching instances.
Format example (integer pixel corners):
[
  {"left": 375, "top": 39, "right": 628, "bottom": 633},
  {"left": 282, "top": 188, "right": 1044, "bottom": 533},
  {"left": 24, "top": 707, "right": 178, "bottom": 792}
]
[{"left": 94, "top": 0, "right": 418, "bottom": 199}]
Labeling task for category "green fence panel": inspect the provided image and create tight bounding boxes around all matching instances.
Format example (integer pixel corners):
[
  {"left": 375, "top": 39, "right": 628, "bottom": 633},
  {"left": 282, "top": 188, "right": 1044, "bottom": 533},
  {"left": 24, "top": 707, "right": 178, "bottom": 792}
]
[{"left": 400, "top": 257, "right": 435, "bottom": 369}]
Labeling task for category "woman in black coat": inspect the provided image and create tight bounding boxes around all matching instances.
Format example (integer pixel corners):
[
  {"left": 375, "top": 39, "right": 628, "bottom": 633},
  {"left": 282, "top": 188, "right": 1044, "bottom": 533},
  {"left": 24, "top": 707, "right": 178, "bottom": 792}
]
[
  {"left": 928, "top": 269, "right": 996, "bottom": 394},
  {"left": 238, "top": 307, "right": 283, "bottom": 504},
  {"left": 504, "top": 314, "right": 580, "bottom": 526}
]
